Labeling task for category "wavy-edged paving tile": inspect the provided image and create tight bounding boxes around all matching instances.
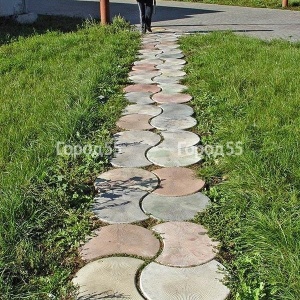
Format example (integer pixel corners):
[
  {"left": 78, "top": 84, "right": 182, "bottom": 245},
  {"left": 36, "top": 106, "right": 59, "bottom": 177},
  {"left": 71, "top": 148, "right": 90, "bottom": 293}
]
[
  {"left": 139, "top": 260, "right": 230, "bottom": 300},
  {"left": 156, "top": 52, "right": 185, "bottom": 59},
  {"left": 132, "top": 64, "right": 157, "bottom": 71},
  {"left": 153, "top": 222, "right": 218, "bottom": 267},
  {"left": 117, "top": 114, "right": 153, "bottom": 130},
  {"left": 152, "top": 93, "right": 192, "bottom": 104},
  {"left": 94, "top": 167, "right": 158, "bottom": 192},
  {"left": 128, "top": 70, "right": 161, "bottom": 77},
  {"left": 122, "top": 104, "right": 162, "bottom": 116},
  {"left": 134, "top": 58, "right": 163, "bottom": 66},
  {"left": 152, "top": 167, "right": 205, "bottom": 196},
  {"left": 160, "top": 69, "right": 186, "bottom": 77},
  {"left": 158, "top": 83, "right": 187, "bottom": 94},
  {"left": 129, "top": 75, "right": 154, "bottom": 85},
  {"left": 156, "top": 44, "right": 180, "bottom": 50},
  {"left": 139, "top": 49, "right": 163, "bottom": 55},
  {"left": 162, "top": 58, "right": 186, "bottom": 65},
  {"left": 146, "top": 145, "right": 202, "bottom": 167},
  {"left": 141, "top": 192, "right": 210, "bottom": 221},
  {"left": 156, "top": 63, "right": 184, "bottom": 70},
  {"left": 160, "top": 130, "right": 200, "bottom": 148},
  {"left": 80, "top": 224, "right": 160, "bottom": 261},
  {"left": 160, "top": 103, "right": 194, "bottom": 118},
  {"left": 73, "top": 257, "right": 144, "bottom": 300},
  {"left": 152, "top": 76, "right": 182, "bottom": 84},
  {"left": 150, "top": 115, "right": 197, "bottom": 130},
  {"left": 92, "top": 189, "right": 148, "bottom": 223},
  {"left": 125, "top": 92, "right": 154, "bottom": 104},
  {"left": 123, "top": 84, "right": 161, "bottom": 94},
  {"left": 114, "top": 130, "right": 161, "bottom": 148},
  {"left": 111, "top": 144, "right": 153, "bottom": 168},
  {"left": 161, "top": 49, "right": 183, "bottom": 55}
]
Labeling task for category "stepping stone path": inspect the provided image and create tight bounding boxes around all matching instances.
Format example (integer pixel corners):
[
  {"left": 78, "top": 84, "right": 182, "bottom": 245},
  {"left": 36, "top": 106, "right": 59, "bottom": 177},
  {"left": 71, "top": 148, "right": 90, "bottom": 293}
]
[{"left": 73, "top": 29, "right": 230, "bottom": 299}]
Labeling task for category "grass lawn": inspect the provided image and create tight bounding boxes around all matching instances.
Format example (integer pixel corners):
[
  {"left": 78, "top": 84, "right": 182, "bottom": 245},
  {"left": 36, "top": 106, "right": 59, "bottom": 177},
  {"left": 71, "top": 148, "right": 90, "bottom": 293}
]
[
  {"left": 0, "top": 16, "right": 139, "bottom": 299},
  {"left": 175, "top": 0, "right": 300, "bottom": 10},
  {"left": 180, "top": 32, "right": 300, "bottom": 299}
]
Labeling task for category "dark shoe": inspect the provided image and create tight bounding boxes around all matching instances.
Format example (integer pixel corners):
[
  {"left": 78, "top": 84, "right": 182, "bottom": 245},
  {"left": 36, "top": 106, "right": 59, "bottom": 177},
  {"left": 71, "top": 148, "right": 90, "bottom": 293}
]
[{"left": 146, "top": 25, "right": 152, "bottom": 32}]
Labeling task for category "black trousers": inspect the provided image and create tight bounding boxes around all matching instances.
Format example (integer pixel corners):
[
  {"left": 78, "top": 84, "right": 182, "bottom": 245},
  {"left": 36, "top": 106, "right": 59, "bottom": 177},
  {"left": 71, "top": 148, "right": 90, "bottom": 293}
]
[{"left": 137, "top": 0, "right": 153, "bottom": 28}]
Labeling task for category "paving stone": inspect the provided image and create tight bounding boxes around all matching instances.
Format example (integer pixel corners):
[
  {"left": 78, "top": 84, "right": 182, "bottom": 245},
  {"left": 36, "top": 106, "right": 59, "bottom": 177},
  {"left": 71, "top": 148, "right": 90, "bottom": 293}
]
[
  {"left": 141, "top": 192, "right": 210, "bottom": 221},
  {"left": 111, "top": 144, "right": 153, "bottom": 168},
  {"left": 73, "top": 257, "right": 144, "bottom": 300},
  {"left": 150, "top": 115, "right": 197, "bottom": 130},
  {"left": 160, "top": 130, "right": 200, "bottom": 148},
  {"left": 92, "top": 190, "right": 148, "bottom": 223},
  {"left": 158, "top": 83, "right": 188, "bottom": 94},
  {"left": 153, "top": 222, "right": 218, "bottom": 266},
  {"left": 157, "top": 52, "right": 185, "bottom": 59},
  {"left": 152, "top": 76, "right": 182, "bottom": 84},
  {"left": 140, "top": 44, "right": 157, "bottom": 50},
  {"left": 80, "top": 224, "right": 160, "bottom": 261},
  {"left": 137, "top": 54, "right": 158, "bottom": 61},
  {"left": 146, "top": 145, "right": 202, "bottom": 167},
  {"left": 152, "top": 93, "right": 192, "bottom": 104},
  {"left": 161, "top": 49, "right": 183, "bottom": 55},
  {"left": 156, "top": 63, "right": 184, "bottom": 70},
  {"left": 117, "top": 114, "right": 154, "bottom": 130},
  {"left": 129, "top": 75, "right": 154, "bottom": 84},
  {"left": 160, "top": 103, "right": 194, "bottom": 117},
  {"left": 139, "top": 260, "right": 230, "bottom": 300},
  {"left": 139, "top": 49, "right": 163, "bottom": 55},
  {"left": 152, "top": 167, "right": 205, "bottom": 196},
  {"left": 156, "top": 44, "right": 180, "bottom": 50},
  {"left": 134, "top": 59, "right": 163, "bottom": 66},
  {"left": 132, "top": 64, "right": 157, "bottom": 71},
  {"left": 160, "top": 70, "right": 186, "bottom": 77},
  {"left": 94, "top": 167, "right": 158, "bottom": 193},
  {"left": 128, "top": 70, "right": 161, "bottom": 77},
  {"left": 123, "top": 84, "right": 161, "bottom": 94},
  {"left": 125, "top": 92, "right": 154, "bottom": 104},
  {"left": 162, "top": 58, "right": 187, "bottom": 65},
  {"left": 122, "top": 104, "right": 162, "bottom": 116},
  {"left": 114, "top": 130, "right": 161, "bottom": 147}
]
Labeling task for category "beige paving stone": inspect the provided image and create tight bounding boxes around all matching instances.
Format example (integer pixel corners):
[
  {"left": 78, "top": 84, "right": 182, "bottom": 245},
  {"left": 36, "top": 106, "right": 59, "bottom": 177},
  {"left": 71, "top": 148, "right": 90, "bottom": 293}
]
[
  {"left": 152, "top": 93, "right": 192, "bottom": 104},
  {"left": 114, "top": 130, "right": 161, "bottom": 147},
  {"left": 153, "top": 222, "right": 218, "bottom": 267},
  {"left": 73, "top": 257, "right": 144, "bottom": 299},
  {"left": 152, "top": 167, "right": 205, "bottom": 196},
  {"left": 150, "top": 115, "right": 197, "bottom": 130},
  {"left": 140, "top": 261, "right": 230, "bottom": 300},
  {"left": 117, "top": 114, "right": 154, "bottom": 130},
  {"left": 80, "top": 224, "right": 160, "bottom": 261},
  {"left": 132, "top": 64, "right": 157, "bottom": 71}
]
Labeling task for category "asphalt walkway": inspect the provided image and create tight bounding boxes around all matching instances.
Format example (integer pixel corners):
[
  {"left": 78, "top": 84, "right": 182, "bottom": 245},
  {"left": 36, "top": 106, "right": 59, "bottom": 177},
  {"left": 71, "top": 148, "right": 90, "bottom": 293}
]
[{"left": 27, "top": 0, "right": 300, "bottom": 41}]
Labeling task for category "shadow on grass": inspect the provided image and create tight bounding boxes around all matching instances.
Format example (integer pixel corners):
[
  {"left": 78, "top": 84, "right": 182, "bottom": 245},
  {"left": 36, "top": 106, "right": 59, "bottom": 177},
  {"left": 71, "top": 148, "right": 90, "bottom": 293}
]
[{"left": 0, "top": 15, "right": 93, "bottom": 46}]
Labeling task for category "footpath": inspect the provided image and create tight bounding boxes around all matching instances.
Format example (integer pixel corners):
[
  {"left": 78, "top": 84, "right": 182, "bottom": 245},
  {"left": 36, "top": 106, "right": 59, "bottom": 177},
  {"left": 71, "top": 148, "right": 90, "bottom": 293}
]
[{"left": 72, "top": 28, "right": 230, "bottom": 299}]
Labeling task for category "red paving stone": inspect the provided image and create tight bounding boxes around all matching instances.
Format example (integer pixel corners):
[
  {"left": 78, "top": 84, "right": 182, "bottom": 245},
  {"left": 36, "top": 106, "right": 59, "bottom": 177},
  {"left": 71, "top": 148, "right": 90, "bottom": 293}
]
[
  {"left": 152, "top": 167, "right": 205, "bottom": 196},
  {"left": 153, "top": 222, "right": 219, "bottom": 267},
  {"left": 152, "top": 93, "right": 192, "bottom": 104},
  {"left": 80, "top": 224, "right": 160, "bottom": 261},
  {"left": 124, "top": 84, "right": 161, "bottom": 93},
  {"left": 116, "top": 114, "right": 154, "bottom": 130}
]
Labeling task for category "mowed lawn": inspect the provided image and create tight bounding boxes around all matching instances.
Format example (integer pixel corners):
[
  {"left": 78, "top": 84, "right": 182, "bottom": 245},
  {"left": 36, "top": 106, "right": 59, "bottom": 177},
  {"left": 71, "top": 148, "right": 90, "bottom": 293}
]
[
  {"left": 180, "top": 32, "right": 300, "bottom": 299},
  {"left": 0, "top": 17, "right": 139, "bottom": 299}
]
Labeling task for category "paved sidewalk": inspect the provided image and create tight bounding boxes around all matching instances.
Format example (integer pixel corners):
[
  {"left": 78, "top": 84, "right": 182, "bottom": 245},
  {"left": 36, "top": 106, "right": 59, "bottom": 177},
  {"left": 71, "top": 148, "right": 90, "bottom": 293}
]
[{"left": 27, "top": 0, "right": 300, "bottom": 41}]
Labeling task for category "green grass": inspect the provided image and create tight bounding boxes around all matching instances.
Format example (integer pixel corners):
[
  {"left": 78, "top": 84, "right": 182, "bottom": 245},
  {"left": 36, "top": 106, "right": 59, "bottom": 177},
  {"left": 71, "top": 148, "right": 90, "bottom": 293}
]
[
  {"left": 0, "top": 16, "right": 139, "bottom": 299},
  {"left": 180, "top": 32, "right": 300, "bottom": 299},
  {"left": 174, "top": 0, "right": 300, "bottom": 10}
]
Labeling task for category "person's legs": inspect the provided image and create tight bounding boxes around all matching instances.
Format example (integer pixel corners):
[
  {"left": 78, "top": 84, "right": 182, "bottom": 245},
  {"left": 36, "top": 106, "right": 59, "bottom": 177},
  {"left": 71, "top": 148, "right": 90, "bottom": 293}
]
[
  {"left": 137, "top": 0, "right": 146, "bottom": 33},
  {"left": 144, "top": 0, "right": 153, "bottom": 32}
]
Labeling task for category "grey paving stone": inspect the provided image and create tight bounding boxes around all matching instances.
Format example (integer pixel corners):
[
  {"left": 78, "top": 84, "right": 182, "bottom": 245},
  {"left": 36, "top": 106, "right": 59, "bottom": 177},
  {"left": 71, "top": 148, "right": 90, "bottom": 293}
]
[
  {"left": 156, "top": 52, "right": 185, "bottom": 59},
  {"left": 152, "top": 167, "right": 205, "bottom": 196},
  {"left": 160, "top": 70, "right": 186, "bottom": 77},
  {"left": 129, "top": 75, "right": 154, "bottom": 84},
  {"left": 153, "top": 222, "right": 218, "bottom": 267},
  {"left": 131, "top": 64, "right": 157, "bottom": 71},
  {"left": 152, "top": 93, "right": 192, "bottom": 104},
  {"left": 125, "top": 92, "right": 154, "bottom": 104},
  {"left": 122, "top": 104, "right": 162, "bottom": 117},
  {"left": 73, "top": 257, "right": 144, "bottom": 299},
  {"left": 94, "top": 168, "right": 158, "bottom": 193},
  {"left": 117, "top": 114, "right": 154, "bottom": 130},
  {"left": 111, "top": 144, "right": 153, "bottom": 168},
  {"left": 150, "top": 115, "right": 197, "bottom": 130},
  {"left": 134, "top": 58, "right": 163, "bottom": 66},
  {"left": 152, "top": 76, "right": 182, "bottom": 84},
  {"left": 158, "top": 83, "right": 188, "bottom": 94},
  {"left": 161, "top": 49, "right": 183, "bottom": 55},
  {"left": 139, "top": 49, "right": 163, "bottom": 55},
  {"left": 128, "top": 70, "right": 161, "bottom": 77},
  {"left": 139, "top": 260, "right": 230, "bottom": 300},
  {"left": 162, "top": 58, "right": 186, "bottom": 65},
  {"left": 146, "top": 145, "right": 202, "bottom": 167},
  {"left": 80, "top": 224, "right": 160, "bottom": 261},
  {"left": 160, "top": 103, "right": 194, "bottom": 117},
  {"left": 92, "top": 189, "right": 148, "bottom": 223},
  {"left": 156, "top": 63, "right": 184, "bottom": 70},
  {"left": 141, "top": 192, "right": 210, "bottom": 221},
  {"left": 160, "top": 130, "right": 200, "bottom": 148},
  {"left": 114, "top": 130, "right": 161, "bottom": 147},
  {"left": 156, "top": 44, "right": 180, "bottom": 50}
]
